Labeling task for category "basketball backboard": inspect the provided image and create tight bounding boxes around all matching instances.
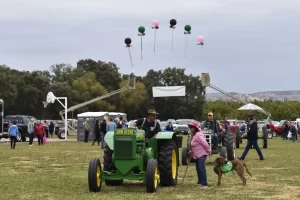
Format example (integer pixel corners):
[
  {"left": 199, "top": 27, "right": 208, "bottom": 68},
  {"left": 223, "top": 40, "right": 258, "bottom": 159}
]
[{"left": 46, "top": 92, "right": 56, "bottom": 103}]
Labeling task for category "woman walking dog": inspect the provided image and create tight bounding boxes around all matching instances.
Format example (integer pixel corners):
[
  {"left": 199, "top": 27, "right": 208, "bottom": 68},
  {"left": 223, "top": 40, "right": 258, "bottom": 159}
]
[{"left": 187, "top": 121, "right": 211, "bottom": 187}]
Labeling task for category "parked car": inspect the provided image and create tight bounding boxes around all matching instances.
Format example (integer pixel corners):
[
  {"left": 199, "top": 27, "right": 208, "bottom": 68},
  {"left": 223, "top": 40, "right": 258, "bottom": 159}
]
[
  {"left": 54, "top": 120, "right": 69, "bottom": 139},
  {"left": 4, "top": 115, "right": 37, "bottom": 142},
  {"left": 173, "top": 119, "right": 195, "bottom": 135},
  {"left": 158, "top": 121, "right": 168, "bottom": 131}
]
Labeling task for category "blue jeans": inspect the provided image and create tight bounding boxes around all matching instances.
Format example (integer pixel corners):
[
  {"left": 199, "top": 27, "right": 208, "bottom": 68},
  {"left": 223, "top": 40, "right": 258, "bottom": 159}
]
[
  {"left": 292, "top": 134, "right": 296, "bottom": 142},
  {"left": 283, "top": 131, "right": 288, "bottom": 140},
  {"left": 214, "top": 133, "right": 219, "bottom": 147},
  {"left": 195, "top": 155, "right": 207, "bottom": 186},
  {"left": 240, "top": 140, "right": 264, "bottom": 160}
]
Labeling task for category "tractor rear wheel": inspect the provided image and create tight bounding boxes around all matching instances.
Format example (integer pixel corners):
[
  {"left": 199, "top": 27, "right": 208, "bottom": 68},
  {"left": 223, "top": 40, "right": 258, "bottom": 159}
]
[
  {"left": 146, "top": 159, "right": 159, "bottom": 193},
  {"left": 103, "top": 145, "right": 123, "bottom": 186},
  {"left": 158, "top": 140, "right": 178, "bottom": 186},
  {"left": 181, "top": 146, "right": 188, "bottom": 166},
  {"left": 223, "top": 132, "right": 235, "bottom": 161},
  {"left": 220, "top": 146, "right": 227, "bottom": 159},
  {"left": 236, "top": 133, "right": 240, "bottom": 149},
  {"left": 88, "top": 158, "right": 102, "bottom": 192},
  {"left": 263, "top": 127, "right": 268, "bottom": 148}
]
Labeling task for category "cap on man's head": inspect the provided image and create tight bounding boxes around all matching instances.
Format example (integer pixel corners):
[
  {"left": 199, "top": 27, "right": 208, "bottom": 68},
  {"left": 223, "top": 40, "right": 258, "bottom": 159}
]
[{"left": 208, "top": 112, "right": 213, "bottom": 116}]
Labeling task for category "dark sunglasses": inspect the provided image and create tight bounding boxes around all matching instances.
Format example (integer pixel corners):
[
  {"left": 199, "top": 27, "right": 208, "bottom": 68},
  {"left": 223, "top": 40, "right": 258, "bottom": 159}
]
[{"left": 208, "top": 115, "right": 212, "bottom": 116}]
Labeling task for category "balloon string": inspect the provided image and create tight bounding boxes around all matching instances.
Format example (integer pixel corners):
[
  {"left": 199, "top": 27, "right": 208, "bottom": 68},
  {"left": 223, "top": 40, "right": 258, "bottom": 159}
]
[
  {"left": 184, "top": 34, "right": 188, "bottom": 58},
  {"left": 154, "top": 29, "right": 156, "bottom": 53},
  {"left": 171, "top": 29, "right": 174, "bottom": 53},
  {"left": 141, "top": 35, "right": 143, "bottom": 60},
  {"left": 128, "top": 47, "right": 134, "bottom": 72}
]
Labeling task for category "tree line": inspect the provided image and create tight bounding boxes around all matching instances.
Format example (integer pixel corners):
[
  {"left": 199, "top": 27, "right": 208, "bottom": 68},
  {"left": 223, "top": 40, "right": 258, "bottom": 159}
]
[{"left": 0, "top": 59, "right": 299, "bottom": 121}]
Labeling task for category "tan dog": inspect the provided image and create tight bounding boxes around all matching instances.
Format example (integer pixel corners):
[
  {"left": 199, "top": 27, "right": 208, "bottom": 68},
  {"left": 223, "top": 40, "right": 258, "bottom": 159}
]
[{"left": 214, "top": 156, "right": 252, "bottom": 186}]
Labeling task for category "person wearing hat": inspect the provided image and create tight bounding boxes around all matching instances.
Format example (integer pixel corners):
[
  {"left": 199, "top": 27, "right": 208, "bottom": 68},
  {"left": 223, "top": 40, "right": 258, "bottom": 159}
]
[
  {"left": 187, "top": 121, "right": 211, "bottom": 187},
  {"left": 203, "top": 112, "right": 220, "bottom": 149},
  {"left": 238, "top": 117, "right": 264, "bottom": 160},
  {"left": 84, "top": 118, "right": 91, "bottom": 143},
  {"left": 134, "top": 109, "right": 161, "bottom": 141}
]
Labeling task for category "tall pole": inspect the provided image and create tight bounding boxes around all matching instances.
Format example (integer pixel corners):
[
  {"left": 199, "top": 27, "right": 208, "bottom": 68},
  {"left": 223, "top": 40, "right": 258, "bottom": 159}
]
[
  {"left": 65, "top": 97, "right": 68, "bottom": 140},
  {"left": 0, "top": 99, "right": 3, "bottom": 134}
]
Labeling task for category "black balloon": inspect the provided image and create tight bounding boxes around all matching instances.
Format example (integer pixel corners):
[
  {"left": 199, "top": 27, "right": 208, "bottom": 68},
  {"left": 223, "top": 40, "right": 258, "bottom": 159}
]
[
  {"left": 125, "top": 38, "right": 131, "bottom": 45},
  {"left": 170, "top": 19, "right": 177, "bottom": 26}
]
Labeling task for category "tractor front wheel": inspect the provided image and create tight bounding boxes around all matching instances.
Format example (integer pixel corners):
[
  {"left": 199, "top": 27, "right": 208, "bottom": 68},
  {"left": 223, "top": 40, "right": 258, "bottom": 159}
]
[
  {"left": 158, "top": 140, "right": 178, "bottom": 186},
  {"left": 146, "top": 159, "right": 159, "bottom": 193},
  {"left": 88, "top": 158, "right": 102, "bottom": 192},
  {"left": 181, "top": 146, "right": 188, "bottom": 166}
]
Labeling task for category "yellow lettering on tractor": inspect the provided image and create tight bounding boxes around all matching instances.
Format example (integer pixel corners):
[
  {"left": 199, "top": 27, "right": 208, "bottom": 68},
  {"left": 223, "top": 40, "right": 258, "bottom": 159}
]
[{"left": 115, "top": 129, "right": 134, "bottom": 135}]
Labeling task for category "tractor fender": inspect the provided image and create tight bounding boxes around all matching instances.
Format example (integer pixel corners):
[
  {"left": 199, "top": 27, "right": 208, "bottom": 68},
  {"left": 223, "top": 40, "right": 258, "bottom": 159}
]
[
  {"left": 104, "top": 131, "right": 115, "bottom": 150},
  {"left": 147, "top": 147, "right": 155, "bottom": 160},
  {"left": 156, "top": 131, "right": 175, "bottom": 139}
]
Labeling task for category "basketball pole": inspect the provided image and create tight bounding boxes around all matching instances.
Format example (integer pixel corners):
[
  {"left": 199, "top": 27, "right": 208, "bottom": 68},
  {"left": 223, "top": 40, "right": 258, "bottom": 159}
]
[
  {"left": 56, "top": 97, "right": 67, "bottom": 141},
  {"left": 0, "top": 99, "right": 3, "bottom": 135}
]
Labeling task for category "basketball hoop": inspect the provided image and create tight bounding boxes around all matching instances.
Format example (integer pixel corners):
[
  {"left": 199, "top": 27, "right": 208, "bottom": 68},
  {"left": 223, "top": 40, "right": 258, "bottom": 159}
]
[{"left": 43, "top": 101, "right": 50, "bottom": 108}]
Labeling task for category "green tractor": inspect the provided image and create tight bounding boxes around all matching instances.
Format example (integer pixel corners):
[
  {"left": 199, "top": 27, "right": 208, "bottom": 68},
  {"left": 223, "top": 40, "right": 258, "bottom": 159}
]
[{"left": 88, "top": 127, "right": 180, "bottom": 193}]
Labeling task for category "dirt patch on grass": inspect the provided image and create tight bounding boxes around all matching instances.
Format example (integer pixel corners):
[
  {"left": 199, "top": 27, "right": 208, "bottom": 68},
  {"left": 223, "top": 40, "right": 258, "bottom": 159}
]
[
  {"left": 176, "top": 194, "right": 193, "bottom": 199},
  {"left": 50, "top": 164, "right": 70, "bottom": 168},
  {"left": 256, "top": 167, "right": 287, "bottom": 170}
]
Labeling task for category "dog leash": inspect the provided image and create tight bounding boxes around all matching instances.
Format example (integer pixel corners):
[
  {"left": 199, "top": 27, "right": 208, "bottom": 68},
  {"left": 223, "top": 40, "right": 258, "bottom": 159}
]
[{"left": 182, "top": 152, "right": 193, "bottom": 184}]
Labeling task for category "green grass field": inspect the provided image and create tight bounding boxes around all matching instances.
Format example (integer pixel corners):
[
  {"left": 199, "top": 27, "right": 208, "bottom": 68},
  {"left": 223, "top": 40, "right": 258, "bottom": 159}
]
[{"left": 0, "top": 136, "right": 299, "bottom": 200}]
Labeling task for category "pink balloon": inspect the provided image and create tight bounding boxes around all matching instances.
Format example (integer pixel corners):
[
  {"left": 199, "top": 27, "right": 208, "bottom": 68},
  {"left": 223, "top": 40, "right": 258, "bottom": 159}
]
[
  {"left": 152, "top": 20, "right": 159, "bottom": 27},
  {"left": 197, "top": 35, "right": 205, "bottom": 43}
]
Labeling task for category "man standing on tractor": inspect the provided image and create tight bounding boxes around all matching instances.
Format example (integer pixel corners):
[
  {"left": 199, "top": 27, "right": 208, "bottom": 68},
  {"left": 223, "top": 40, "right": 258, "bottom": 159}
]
[
  {"left": 203, "top": 112, "right": 220, "bottom": 149},
  {"left": 134, "top": 109, "right": 161, "bottom": 141}
]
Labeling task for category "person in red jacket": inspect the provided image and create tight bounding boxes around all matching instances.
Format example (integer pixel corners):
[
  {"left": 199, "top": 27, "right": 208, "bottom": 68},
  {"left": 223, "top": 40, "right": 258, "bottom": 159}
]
[{"left": 35, "top": 120, "right": 46, "bottom": 145}]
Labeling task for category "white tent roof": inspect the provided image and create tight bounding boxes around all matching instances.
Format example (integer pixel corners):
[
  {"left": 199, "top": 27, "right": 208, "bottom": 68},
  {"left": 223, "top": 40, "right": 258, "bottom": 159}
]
[
  {"left": 238, "top": 103, "right": 263, "bottom": 111},
  {"left": 108, "top": 112, "right": 126, "bottom": 116},
  {"left": 77, "top": 112, "right": 108, "bottom": 118}
]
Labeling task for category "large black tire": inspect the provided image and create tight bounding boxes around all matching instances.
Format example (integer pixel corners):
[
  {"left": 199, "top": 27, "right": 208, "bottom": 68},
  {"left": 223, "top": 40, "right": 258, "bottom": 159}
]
[
  {"left": 103, "top": 145, "right": 123, "bottom": 186},
  {"left": 103, "top": 145, "right": 113, "bottom": 171},
  {"left": 220, "top": 146, "right": 227, "bottom": 159},
  {"left": 181, "top": 146, "right": 188, "bottom": 166},
  {"left": 57, "top": 131, "right": 65, "bottom": 139},
  {"left": 223, "top": 132, "right": 235, "bottom": 161},
  {"left": 267, "top": 132, "right": 273, "bottom": 139},
  {"left": 235, "top": 129, "right": 240, "bottom": 149},
  {"left": 88, "top": 158, "right": 102, "bottom": 192},
  {"left": 16, "top": 132, "right": 22, "bottom": 142},
  {"left": 263, "top": 127, "right": 267, "bottom": 148},
  {"left": 146, "top": 159, "right": 159, "bottom": 193},
  {"left": 158, "top": 140, "right": 178, "bottom": 186}
]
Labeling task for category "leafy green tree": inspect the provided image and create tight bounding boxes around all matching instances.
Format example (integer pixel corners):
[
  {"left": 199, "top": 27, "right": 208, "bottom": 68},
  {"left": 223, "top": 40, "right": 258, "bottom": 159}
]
[
  {"left": 118, "top": 80, "right": 148, "bottom": 119},
  {"left": 70, "top": 72, "right": 115, "bottom": 114}
]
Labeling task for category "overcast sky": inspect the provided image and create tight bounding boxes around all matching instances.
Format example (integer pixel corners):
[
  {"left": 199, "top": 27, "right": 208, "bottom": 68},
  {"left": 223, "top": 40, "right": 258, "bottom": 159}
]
[{"left": 1, "top": 0, "right": 299, "bottom": 93}]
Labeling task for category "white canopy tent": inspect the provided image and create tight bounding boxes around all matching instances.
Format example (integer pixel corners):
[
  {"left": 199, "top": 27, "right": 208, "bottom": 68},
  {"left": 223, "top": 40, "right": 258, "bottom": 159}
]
[{"left": 237, "top": 103, "right": 271, "bottom": 120}]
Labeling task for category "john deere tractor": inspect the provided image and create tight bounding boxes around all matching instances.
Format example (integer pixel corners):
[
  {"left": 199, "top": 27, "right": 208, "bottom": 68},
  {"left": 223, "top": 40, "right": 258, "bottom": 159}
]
[{"left": 88, "top": 127, "right": 180, "bottom": 193}]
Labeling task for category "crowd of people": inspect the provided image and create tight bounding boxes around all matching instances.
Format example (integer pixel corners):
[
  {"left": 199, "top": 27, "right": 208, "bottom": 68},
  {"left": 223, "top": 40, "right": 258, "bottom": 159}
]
[
  {"left": 8, "top": 119, "right": 53, "bottom": 149},
  {"left": 83, "top": 116, "right": 129, "bottom": 149},
  {"left": 279, "top": 120, "right": 298, "bottom": 142}
]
